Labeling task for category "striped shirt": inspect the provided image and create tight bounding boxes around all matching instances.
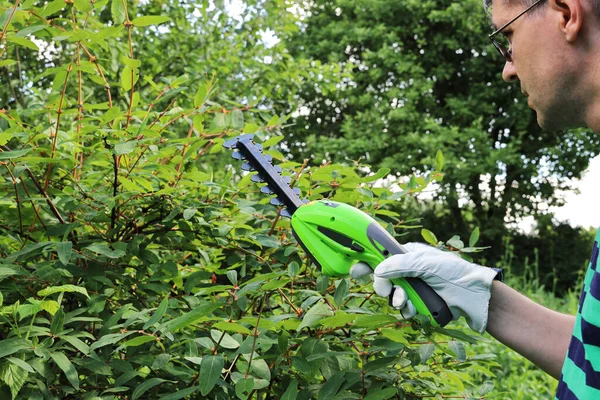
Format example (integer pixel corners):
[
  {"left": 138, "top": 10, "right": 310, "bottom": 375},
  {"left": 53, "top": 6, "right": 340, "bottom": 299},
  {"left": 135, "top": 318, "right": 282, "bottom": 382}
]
[{"left": 556, "top": 229, "right": 600, "bottom": 399}]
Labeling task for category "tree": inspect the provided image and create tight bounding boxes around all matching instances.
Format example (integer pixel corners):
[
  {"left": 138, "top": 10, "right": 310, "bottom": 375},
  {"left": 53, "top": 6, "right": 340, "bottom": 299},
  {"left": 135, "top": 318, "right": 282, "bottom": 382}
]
[{"left": 282, "top": 0, "right": 600, "bottom": 244}]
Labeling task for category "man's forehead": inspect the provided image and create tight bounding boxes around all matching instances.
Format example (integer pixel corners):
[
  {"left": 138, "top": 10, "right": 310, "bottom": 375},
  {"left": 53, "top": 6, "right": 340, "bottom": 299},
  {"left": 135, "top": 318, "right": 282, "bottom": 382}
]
[{"left": 489, "top": 0, "right": 520, "bottom": 29}]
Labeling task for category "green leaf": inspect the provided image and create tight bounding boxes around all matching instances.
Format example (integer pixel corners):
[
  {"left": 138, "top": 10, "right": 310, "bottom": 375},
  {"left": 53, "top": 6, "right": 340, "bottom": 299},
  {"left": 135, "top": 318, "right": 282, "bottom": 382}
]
[
  {"left": 363, "top": 387, "right": 398, "bottom": 400},
  {"left": 199, "top": 355, "right": 224, "bottom": 396},
  {"left": 60, "top": 335, "right": 90, "bottom": 355},
  {"left": 379, "top": 328, "right": 409, "bottom": 345},
  {"left": 419, "top": 343, "right": 435, "bottom": 363},
  {"left": 121, "top": 335, "right": 156, "bottom": 347},
  {"left": 0, "top": 149, "right": 30, "bottom": 160},
  {"left": 6, "top": 357, "right": 34, "bottom": 373},
  {"left": 446, "top": 235, "right": 464, "bottom": 250},
  {"left": 210, "top": 329, "right": 239, "bottom": 349},
  {"left": 0, "top": 266, "right": 22, "bottom": 281},
  {"left": 235, "top": 378, "right": 254, "bottom": 399},
  {"left": 90, "top": 332, "right": 135, "bottom": 351},
  {"left": 231, "top": 110, "right": 244, "bottom": 130},
  {"left": 183, "top": 208, "right": 197, "bottom": 220},
  {"left": 143, "top": 296, "right": 169, "bottom": 329},
  {"left": 121, "top": 55, "right": 141, "bottom": 68},
  {"left": 50, "top": 351, "right": 79, "bottom": 390},
  {"left": 121, "top": 66, "right": 139, "bottom": 91},
  {"left": 0, "top": 59, "right": 16, "bottom": 68},
  {"left": 111, "top": 0, "right": 125, "bottom": 24},
  {"left": 152, "top": 353, "right": 171, "bottom": 370},
  {"left": 131, "top": 16, "right": 170, "bottom": 26},
  {"left": 0, "top": 362, "right": 28, "bottom": 399},
  {"left": 421, "top": 229, "right": 438, "bottom": 246},
  {"left": 318, "top": 311, "right": 356, "bottom": 328},
  {"left": 40, "top": 300, "right": 59, "bottom": 315},
  {"left": 115, "top": 141, "right": 136, "bottom": 155},
  {"left": 159, "top": 386, "right": 200, "bottom": 400},
  {"left": 213, "top": 321, "right": 251, "bottom": 335},
  {"left": 363, "top": 356, "right": 397, "bottom": 372},
  {"left": 317, "top": 371, "right": 345, "bottom": 399},
  {"left": 362, "top": 167, "right": 391, "bottom": 183},
  {"left": 162, "top": 303, "right": 221, "bottom": 333},
  {"left": 132, "top": 378, "right": 167, "bottom": 400},
  {"left": 84, "top": 243, "right": 126, "bottom": 259},
  {"left": 254, "top": 234, "right": 280, "bottom": 248},
  {"left": 51, "top": 309, "right": 65, "bottom": 334},
  {"left": 261, "top": 277, "right": 290, "bottom": 291},
  {"left": 56, "top": 242, "right": 72, "bottom": 266},
  {"left": 354, "top": 314, "right": 397, "bottom": 329},
  {"left": 73, "top": 0, "right": 93, "bottom": 13},
  {"left": 193, "top": 115, "right": 204, "bottom": 132},
  {"left": 281, "top": 378, "right": 298, "bottom": 400},
  {"left": 298, "top": 301, "right": 333, "bottom": 331},
  {"left": 479, "top": 381, "right": 495, "bottom": 396},
  {"left": 6, "top": 36, "right": 39, "bottom": 51},
  {"left": 333, "top": 278, "right": 349, "bottom": 308},
  {"left": 14, "top": 25, "right": 47, "bottom": 38},
  {"left": 469, "top": 227, "right": 480, "bottom": 247},
  {"left": 0, "top": 338, "right": 30, "bottom": 358},
  {"left": 41, "top": 0, "right": 64, "bottom": 16},
  {"left": 435, "top": 150, "right": 445, "bottom": 171},
  {"left": 194, "top": 84, "right": 208, "bottom": 107},
  {"left": 448, "top": 341, "right": 466, "bottom": 361},
  {"left": 38, "top": 284, "right": 89, "bottom": 298},
  {"left": 262, "top": 135, "right": 284, "bottom": 148},
  {"left": 243, "top": 123, "right": 259, "bottom": 134}
]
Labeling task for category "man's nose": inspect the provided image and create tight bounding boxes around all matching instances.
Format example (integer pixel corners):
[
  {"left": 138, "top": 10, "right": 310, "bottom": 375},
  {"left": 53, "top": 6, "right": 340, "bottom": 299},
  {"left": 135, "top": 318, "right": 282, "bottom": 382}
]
[{"left": 502, "top": 61, "right": 519, "bottom": 82}]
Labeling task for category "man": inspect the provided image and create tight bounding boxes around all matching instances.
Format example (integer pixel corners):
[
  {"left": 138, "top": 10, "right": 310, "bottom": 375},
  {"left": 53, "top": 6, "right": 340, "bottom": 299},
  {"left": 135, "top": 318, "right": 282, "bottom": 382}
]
[{"left": 351, "top": 0, "right": 600, "bottom": 398}]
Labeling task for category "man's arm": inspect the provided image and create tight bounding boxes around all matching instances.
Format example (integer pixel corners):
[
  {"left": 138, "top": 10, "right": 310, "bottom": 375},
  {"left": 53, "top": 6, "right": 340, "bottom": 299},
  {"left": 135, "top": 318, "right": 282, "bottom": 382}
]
[{"left": 487, "top": 281, "right": 575, "bottom": 379}]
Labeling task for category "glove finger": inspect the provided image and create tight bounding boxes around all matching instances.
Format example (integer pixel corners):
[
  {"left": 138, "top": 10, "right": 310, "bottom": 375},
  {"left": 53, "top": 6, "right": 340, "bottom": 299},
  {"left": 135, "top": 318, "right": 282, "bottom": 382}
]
[
  {"left": 390, "top": 286, "right": 408, "bottom": 309},
  {"left": 399, "top": 300, "right": 417, "bottom": 319},
  {"left": 374, "top": 253, "right": 425, "bottom": 280},
  {"left": 349, "top": 262, "right": 373, "bottom": 279},
  {"left": 373, "top": 275, "right": 393, "bottom": 297}
]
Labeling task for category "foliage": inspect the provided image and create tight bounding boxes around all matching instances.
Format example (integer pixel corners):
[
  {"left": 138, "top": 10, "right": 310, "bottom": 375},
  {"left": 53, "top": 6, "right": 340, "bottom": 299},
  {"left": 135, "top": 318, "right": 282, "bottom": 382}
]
[
  {"left": 0, "top": 1, "right": 508, "bottom": 399},
  {"left": 282, "top": 0, "right": 600, "bottom": 243}
]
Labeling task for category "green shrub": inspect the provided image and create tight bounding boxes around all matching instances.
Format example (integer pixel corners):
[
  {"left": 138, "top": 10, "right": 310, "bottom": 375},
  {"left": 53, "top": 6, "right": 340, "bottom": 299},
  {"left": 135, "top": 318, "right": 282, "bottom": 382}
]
[{"left": 0, "top": 0, "right": 532, "bottom": 399}]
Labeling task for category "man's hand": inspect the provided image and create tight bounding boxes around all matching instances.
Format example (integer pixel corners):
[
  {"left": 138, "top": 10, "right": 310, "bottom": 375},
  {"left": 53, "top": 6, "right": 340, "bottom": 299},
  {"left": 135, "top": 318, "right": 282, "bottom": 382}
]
[{"left": 350, "top": 242, "right": 498, "bottom": 333}]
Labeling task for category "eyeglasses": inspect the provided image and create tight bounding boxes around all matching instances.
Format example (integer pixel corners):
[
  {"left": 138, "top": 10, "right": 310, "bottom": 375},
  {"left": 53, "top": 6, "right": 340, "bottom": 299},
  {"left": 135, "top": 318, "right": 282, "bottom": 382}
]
[{"left": 488, "top": 0, "right": 546, "bottom": 62}]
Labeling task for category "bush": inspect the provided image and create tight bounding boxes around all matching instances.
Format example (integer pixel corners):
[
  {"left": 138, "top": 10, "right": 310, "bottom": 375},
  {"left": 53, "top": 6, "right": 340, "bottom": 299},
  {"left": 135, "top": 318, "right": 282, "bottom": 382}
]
[{"left": 0, "top": 1, "right": 516, "bottom": 399}]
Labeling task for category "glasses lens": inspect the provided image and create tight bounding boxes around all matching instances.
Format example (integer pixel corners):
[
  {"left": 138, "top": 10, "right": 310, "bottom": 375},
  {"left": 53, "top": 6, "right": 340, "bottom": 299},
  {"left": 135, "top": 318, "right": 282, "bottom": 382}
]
[{"left": 491, "top": 37, "right": 512, "bottom": 62}]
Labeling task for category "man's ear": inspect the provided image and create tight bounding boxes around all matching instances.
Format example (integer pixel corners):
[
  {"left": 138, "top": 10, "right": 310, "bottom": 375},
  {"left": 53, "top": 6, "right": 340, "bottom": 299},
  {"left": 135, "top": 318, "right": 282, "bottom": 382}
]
[{"left": 549, "top": 0, "right": 583, "bottom": 42}]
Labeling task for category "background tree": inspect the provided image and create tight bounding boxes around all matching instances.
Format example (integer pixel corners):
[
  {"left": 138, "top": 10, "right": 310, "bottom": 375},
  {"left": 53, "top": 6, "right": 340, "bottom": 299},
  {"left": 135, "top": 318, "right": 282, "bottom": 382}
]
[{"left": 282, "top": 0, "right": 600, "bottom": 252}]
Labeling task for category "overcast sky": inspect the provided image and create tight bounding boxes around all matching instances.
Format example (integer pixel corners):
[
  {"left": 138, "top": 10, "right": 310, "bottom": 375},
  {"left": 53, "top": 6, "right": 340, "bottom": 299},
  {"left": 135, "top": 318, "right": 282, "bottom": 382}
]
[{"left": 551, "top": 155, "right": 600, "bottom": 230}]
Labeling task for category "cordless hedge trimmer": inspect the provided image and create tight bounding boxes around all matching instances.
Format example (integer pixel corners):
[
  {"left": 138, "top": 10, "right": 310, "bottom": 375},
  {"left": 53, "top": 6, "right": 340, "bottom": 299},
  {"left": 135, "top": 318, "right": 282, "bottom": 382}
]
[{"left": 224, "top": 134, "right": 452, "bottom": 327}]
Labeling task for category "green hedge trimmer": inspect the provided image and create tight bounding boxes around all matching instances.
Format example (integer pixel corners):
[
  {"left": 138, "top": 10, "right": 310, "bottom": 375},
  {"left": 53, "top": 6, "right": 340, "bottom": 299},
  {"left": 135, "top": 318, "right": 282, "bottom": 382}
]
[{"left": 224, "top": 135, "right": 452, "bottom": 327}]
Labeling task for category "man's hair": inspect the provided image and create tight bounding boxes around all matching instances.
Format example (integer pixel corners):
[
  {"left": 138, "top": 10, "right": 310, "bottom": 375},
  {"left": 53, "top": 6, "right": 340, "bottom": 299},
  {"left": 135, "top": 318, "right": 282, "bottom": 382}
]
[{"left": 483, "top": 0, "right": 600, "bottom": 16}]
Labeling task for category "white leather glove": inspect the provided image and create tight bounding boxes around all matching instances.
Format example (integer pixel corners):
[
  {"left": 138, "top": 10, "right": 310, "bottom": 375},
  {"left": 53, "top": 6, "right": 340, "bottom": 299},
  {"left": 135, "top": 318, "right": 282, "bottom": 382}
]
[{"left": 349, "top": 242, "right": 499, "bottom": 333}]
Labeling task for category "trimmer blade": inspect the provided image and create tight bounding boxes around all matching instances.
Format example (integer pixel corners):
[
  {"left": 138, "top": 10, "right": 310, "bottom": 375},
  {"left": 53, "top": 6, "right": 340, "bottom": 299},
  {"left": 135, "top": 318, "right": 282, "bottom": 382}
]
[
  {"left": 241, "top": 162, "right": 254, "bottom": 171},
  {"left": 251, "top": 174, "right": 265, "bottom": 183},
  {"left": 261, "top": 186, "right": 274, "bottom": 195},
  {"left": 223, "top": 135, "right": 305, "bottom": 216}
]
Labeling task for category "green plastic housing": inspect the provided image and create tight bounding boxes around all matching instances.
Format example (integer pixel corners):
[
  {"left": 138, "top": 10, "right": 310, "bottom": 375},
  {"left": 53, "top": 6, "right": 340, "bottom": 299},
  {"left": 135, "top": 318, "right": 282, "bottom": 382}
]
[{"left": 291, "top": 199, "right": 451, "bottom": 327}]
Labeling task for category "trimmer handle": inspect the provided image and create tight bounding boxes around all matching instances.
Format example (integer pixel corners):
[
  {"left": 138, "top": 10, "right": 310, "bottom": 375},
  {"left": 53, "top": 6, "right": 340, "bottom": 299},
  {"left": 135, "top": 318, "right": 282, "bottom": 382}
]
[{"left": 366, "top": 223, "right": 452, "bottom": 327}]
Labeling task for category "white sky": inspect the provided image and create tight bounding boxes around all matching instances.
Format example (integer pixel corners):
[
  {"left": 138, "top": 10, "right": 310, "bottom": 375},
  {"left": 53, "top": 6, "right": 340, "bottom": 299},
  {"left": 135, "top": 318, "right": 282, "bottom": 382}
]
[{"left": 550, "top": 155, "right": 600, "bottom": 229}]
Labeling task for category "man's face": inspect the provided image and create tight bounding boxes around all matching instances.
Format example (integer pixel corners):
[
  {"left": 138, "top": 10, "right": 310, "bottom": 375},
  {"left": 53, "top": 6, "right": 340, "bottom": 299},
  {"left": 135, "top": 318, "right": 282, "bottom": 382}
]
[{"left": 490, "top": 0, "right": 585, "bottom": 130}]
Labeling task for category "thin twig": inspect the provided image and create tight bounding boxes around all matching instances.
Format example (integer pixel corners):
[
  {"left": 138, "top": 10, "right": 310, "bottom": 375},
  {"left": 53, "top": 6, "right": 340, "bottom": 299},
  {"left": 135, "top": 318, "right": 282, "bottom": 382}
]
[{"left": 0, "top": 0, "right": 21, "bottom": 59}]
